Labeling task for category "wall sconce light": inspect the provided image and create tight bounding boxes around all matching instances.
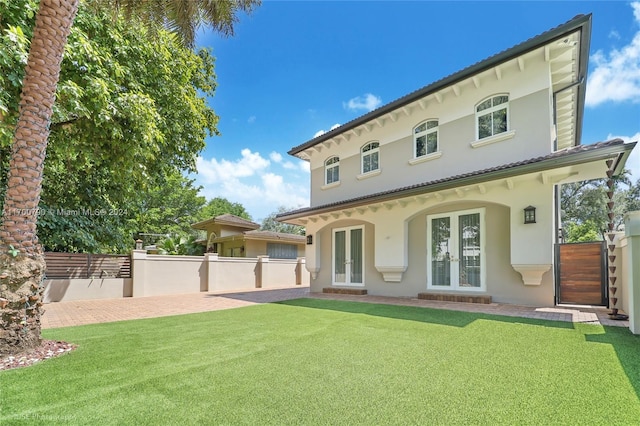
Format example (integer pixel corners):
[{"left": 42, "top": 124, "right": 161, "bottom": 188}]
[
  {"left": 306, "top": 235, "right": 313, "bottom": 245},
  {"left": 524, "top": 205, "right": 536, "bottom": 224}
]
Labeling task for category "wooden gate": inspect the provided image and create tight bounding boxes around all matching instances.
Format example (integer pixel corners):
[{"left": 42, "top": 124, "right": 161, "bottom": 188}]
[{"left": 555, "top": 242, "right": 607, "bottom": 306}]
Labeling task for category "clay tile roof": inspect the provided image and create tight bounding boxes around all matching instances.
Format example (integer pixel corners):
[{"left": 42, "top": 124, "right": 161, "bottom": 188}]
[
  {"left": 191, "top": 213, "right": 260, "bottom": 230},
  {"left": 214, "top": 214, "right": 260, "bottom": 229}
]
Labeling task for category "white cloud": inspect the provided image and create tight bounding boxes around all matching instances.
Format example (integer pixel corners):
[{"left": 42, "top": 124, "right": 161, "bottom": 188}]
[
  {"left": 194, "top": 148, "right": 310, "bottom": 221},
  {"left": 586, "top": 3, "right": 640, "bottom": 107},
  {"left": 270, "top": 151, "right": 283, "bottom": 163},
  {"left": 343, "top": 93, "right": 382, "bottom": 112},
  {"left": 196, "top": 148, "right": 270, "bottom": 184},
  {"left": 260, "top": 173, "right": 309, "bottom": 208},
  {"left": 279, "top": 160, "right": 310, "bottom": 173},
  {"left": 247, "top": 115, "right": 256, "bottom": 124},
  {"left": 607, "top": 132, "right": 640, "bottom": 182}
]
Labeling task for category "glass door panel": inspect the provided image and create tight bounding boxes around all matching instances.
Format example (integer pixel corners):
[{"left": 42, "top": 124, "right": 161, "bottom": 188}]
[
  {"left": 334, "top": 230, "right": 346, "bottom": 284},
  {"left": 458, "top": 213, "right": 481, "bottom": 288},
  {"left": 350, "top": 228, "right": 363, "bottom": 284},
  {"left": 431, "top": 217, "right": 451, "bottom": 287}
]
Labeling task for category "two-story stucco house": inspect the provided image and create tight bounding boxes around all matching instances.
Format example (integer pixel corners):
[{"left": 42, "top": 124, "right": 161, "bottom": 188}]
[{"left": 277, "top": 14, "right": 636, "bottom": 306}]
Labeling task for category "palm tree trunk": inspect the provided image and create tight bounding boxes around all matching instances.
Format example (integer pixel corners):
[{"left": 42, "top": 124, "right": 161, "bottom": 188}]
[{"left": 0, "top": 0, "right": 78, "bottom": 355}]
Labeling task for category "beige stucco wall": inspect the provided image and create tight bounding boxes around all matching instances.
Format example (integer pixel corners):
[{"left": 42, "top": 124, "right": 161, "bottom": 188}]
[
  {"left": 142, "top": 255, "right": 207, "bottom": 296},
  {"left": 261, "top": 259, "right": 308, "bottom": 288},
  {"left": 208, "top": 257, "right": 258, "bottom": 292},
  {"left": 43, "top": 250, "right": 308, "bottom": 303}
]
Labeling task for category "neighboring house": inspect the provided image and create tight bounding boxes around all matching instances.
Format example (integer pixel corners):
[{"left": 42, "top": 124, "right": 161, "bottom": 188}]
[
  {"left": 191, "top": 214, "right": 305, "bottom": 259},
  {"left": 277, "top": 14, "right": 637, "bottom": 306}
]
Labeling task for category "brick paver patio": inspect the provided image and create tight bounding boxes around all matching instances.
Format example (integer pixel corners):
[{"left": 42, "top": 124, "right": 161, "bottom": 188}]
[{"left": 41, "top": 286, "right": 629, "bottom": 329}]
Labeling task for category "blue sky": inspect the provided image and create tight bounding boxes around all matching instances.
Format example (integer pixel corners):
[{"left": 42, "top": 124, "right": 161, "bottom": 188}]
[{"left": 193, "top": 1, "right": 640, "bottom": 222}]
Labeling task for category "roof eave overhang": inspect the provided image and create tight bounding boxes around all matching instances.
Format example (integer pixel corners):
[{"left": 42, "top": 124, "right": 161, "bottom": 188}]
[
  {"left": 190, "top": 218, "right": 215, "bottom": 230},
  {"left": 288, "top": 14, "right": 592, "bottom": 157},
  {"left": 574, "top": 16, "right": 591, "bottom": 146},
  {"left": 216, "top": 220, "right": 260, "bottom": 230},
  {"left": 278, "top": 141, "right": 635, "bottom": 222}
]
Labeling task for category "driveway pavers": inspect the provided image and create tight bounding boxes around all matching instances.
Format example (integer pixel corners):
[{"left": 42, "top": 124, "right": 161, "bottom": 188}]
[{"left": 41, "top": 286, "right": 629, "bottom": 329}]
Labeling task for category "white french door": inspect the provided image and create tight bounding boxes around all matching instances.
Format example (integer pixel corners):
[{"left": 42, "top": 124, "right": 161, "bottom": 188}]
[
  {"left": 427, "top": 208, "right": 485, "bottom": 291},
  {"left": 332, "top": 226, "right": 364, "bottom": 286}
]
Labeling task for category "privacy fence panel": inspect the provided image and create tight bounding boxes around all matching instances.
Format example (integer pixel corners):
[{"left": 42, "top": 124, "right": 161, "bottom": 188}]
[{"left": 44, "top": 252, "right": 131, "bottom": 279}]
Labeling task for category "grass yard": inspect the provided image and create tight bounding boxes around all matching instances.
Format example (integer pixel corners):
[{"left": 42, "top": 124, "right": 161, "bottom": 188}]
[{"left": 1, "top": 298, "right": 640, "bottom": 425}]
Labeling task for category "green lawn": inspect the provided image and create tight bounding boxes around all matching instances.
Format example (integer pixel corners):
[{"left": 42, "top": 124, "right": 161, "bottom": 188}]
[{"left": 2, "top": 299, "right": 640, "bottom": 425}]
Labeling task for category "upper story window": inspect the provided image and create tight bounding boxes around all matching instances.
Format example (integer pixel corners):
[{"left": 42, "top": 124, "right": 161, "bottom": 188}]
[
  {"left": 325, "top": 156, "right": 340, "bottom": 185},
  {"left": 414, "top": 120, "right": 439, "bottom": 158},
  {"left": 476, "top": 95, "right": 509, "bottom": 140},
  {"left": 361, "top": 142, "right": 380, "bottom": 174}
]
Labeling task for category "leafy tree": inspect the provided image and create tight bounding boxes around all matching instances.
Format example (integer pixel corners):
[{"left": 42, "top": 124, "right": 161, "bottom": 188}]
[
  {"left": 560, "top": 171, "right": 638, "bottom": 242},
  {"left": 261, "top": 206, "right": 305, "bottom": 235},
  {"left": 625, "top": 179, "right": 640, "bottom": 213},
  {"left": 196, "top": 197, "right": 253, "bottom": 222},
  {"left": 0, "top": 0, "right": 259, "bottom": 354},
  {"left": 129, "top": 173, "right": 206, "bottom": 247},
  {"left": 1, "top": 3, "right": 219, "bottom": 253},
  {"left": 157, "top": 234, "right": 204, "bottom": 256}
]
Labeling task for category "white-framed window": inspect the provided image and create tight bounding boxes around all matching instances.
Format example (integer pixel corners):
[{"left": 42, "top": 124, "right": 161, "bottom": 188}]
[
  {"left": 325, "top": 156, "right": 340, "bottom": 185},
  {"left": 267, "top": 243, "right": 298, "bottom": 259},
  {"left": 476, "top": 95, "right": 509, "bottom": 140},
  {"left": 361, "top": 141, "right": 380, "bottom": 174},
  {"left": 414, "top": 120, "right": 439, "bottom": 158}
]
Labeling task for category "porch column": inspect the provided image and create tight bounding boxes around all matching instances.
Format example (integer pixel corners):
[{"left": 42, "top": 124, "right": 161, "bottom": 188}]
[
  {"left": 373, "top": 213, "right": 407, "bottom": 282},
  {"left": 624, "top": 211, "right": 640, "bottom": 334}
]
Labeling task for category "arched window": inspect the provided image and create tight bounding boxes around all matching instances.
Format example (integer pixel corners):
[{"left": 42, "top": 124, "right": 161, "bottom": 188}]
[
  {"left": 361, "top": 142, "right": 380, "bottom": 174},
  {"left": 476, "top": 94, "right": 509, "bottom": 139},
  {"left": 414, "top": 120, "right": 439, "bottom": 158},
  {"left": 325, "top": 156, "right": 340, "bottom": 185}
]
